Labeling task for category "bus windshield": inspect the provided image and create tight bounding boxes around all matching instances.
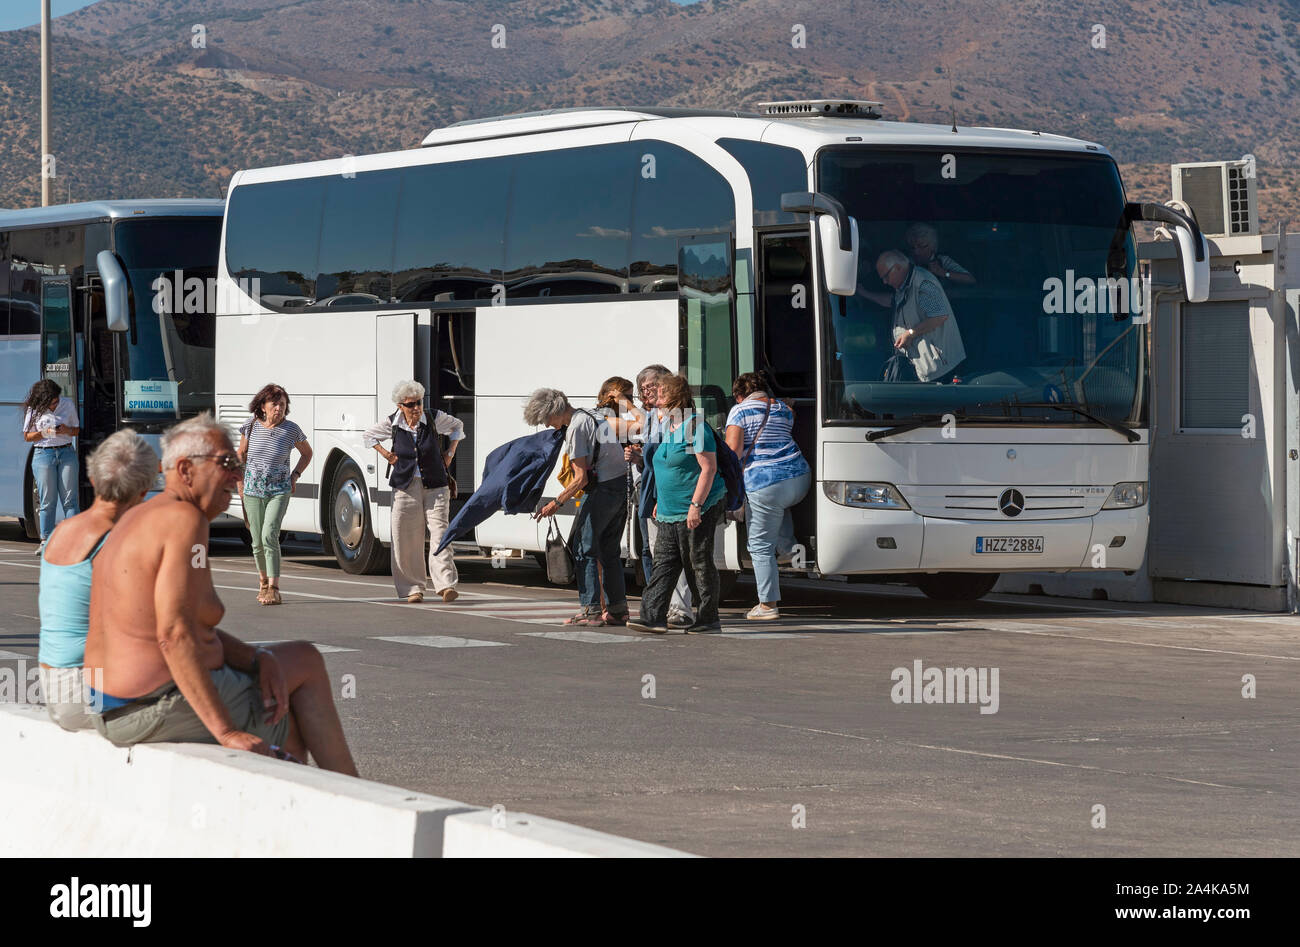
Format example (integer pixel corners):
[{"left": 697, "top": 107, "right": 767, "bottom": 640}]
[
  {"left": 818, "top": 149, "right": 1143, "bottom": 426},
  {"left": 113, "top": 217, "right": 222, "bottom": 419}
]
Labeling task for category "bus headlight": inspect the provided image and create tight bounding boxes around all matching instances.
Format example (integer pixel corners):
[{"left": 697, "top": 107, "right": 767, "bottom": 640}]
[
  {"left": 1102, "top": 482, "right": 1147, "bottom": 509},
  {"left": 823, "top": 481, "right": 911, "bottom": 510}
]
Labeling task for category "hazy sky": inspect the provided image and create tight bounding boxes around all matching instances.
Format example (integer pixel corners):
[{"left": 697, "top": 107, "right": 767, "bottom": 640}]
[
  {"left": 0, "top": 0, "right": 703, "bottom": 32},
  {"left": 0, "top": 0, "right": 99, "bottom": 32}
]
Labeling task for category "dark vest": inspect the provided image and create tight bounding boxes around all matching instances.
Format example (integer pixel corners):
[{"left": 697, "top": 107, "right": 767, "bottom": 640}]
[{"left": 388, "top": 410, "right": 447, "bottom": 491}]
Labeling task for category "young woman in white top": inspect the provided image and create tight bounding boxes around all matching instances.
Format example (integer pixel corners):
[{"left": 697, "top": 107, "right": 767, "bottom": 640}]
[{"left": 21, "top": 379, "right": 81, "bottom": 554}]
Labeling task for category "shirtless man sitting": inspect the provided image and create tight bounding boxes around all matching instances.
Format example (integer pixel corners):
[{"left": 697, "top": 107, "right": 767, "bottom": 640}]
[{"left": 83, "top": 413, "right": 358, "bottom": 775}]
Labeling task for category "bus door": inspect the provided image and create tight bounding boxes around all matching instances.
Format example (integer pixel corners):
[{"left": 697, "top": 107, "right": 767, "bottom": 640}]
[
  {"left": 41, "top": 278, "right": 77, "bottom": 404},
  {"left": 39, "top": 277, "right": 83, "bottom": 513},
  {"left": 679, "top": 233, "right": 742, "bottom": 571},
  {"left": 754, "top": 230, "right": 817, "bottom": 556},
  {"left": 434, "top": 309, "right": 475, "bottom": 513}
]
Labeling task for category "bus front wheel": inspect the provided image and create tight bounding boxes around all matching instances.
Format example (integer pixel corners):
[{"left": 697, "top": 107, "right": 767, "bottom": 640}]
[
  {"left": 328, "top": 459, "right": 387, "bottom": 575},
  {"left": 915, "top": 572, "right": 999, "bottom": 602}
]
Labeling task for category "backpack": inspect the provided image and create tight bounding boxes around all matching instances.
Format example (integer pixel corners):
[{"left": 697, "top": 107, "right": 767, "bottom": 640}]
[{"left": 685, "top": 415, "right": 745, "bottom": 515}]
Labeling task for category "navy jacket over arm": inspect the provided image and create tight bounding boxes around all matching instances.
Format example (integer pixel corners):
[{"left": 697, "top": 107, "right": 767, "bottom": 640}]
[{"left": 435, "top": 428, "right": 564, "bottom": 553}]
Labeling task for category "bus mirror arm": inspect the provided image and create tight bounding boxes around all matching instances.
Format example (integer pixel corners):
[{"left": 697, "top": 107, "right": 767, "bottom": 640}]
[
  {"left": 1126, "top": 201, "right": 1210, "bottom": 303},
  {"left": 97, "top": 250, "right": 131, "bottom": 333},
  {"left": 781, "top": 191, "right": 860, "bottom": 296}
]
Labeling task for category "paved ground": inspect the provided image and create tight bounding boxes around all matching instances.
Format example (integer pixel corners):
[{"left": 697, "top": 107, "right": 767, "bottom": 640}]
[{"left": 2, "top": 518, "right": 1296, "bottom": 857}]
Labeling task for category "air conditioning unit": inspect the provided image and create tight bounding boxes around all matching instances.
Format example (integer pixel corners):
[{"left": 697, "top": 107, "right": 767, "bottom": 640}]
[{"left": 1170, "top": 160, "right": 1258, "bottom": 238}]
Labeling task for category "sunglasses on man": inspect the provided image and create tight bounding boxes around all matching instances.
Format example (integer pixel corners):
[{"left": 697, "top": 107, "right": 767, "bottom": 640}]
[{"left": 188, "top": 453, "right": 244, "bottom": 472}]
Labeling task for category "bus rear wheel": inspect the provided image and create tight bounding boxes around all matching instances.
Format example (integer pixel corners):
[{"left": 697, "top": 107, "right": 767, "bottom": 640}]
[
  {"left": 915, "top": 572, "right": 999, "bottom": 602},
  {"left": 328, "top": 459, "right": 387, "bottom": 575}
]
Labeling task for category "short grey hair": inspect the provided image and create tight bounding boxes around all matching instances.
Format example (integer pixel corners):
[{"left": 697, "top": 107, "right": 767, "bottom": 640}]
[
  {"left": 161, "top": 412, "right": 232, "bottom": 471},
  {"left": 636, "top": 364, "right": 671, "bottom": 392},
  {"left": 877, "top": 249, "right": 909, "bottom": 271},
  {"left": 391, "top": 380, "right": 425, "bottom": 405},
  {"left": 904, "top": 222, "right": 938, "bottom": 247},
  {"left": 86, "top": 430, "right": 159, "bottom": 503},
  {"left": 523, "top": 388, "right": 570, "bottom": 427}
]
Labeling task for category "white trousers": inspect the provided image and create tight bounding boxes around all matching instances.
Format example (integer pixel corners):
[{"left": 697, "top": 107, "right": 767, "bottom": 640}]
[{"left": 390, "top": 481, "right": 457, "bottom": 597}]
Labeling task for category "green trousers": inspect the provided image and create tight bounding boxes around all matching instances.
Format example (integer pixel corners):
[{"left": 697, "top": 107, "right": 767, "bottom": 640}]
[{"left": 244, "top": 492, "right": 290, "bottom": 578}]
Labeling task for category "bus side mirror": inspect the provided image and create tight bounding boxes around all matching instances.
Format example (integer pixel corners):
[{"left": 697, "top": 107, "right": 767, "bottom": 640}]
[
  {"left": 1128, "top": 202, "right": 1210, "bottom": 303},
  {"left": 97, "top": 250, "right": 130, "bottom": 332},
  {"left": 781, "top": 191, "right": 860, "bottom": 296}
]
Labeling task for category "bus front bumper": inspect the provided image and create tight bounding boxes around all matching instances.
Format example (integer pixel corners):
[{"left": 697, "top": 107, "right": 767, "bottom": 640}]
[{"left": 814, "top": 494, "right": 1147, "bottom": 575}]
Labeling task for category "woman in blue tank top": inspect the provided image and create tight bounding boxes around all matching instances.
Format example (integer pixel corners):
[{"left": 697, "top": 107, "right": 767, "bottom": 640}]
[{"left": 38, "top": 431, "right": 158, "bottom": 731}]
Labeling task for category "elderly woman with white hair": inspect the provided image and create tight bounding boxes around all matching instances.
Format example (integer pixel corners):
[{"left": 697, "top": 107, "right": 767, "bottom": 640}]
[
  {"left": 528, "top": 387, "right": 631, "bottom": 626},
  {"left": 363, "top": 381, "right": 465, "bottom": 603},
  {"left": 38, "top": 430, "right": 158, "bottom": 730}
]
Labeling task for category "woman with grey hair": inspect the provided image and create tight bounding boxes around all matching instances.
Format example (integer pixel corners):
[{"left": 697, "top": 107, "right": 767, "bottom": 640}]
[
  {"left": 529, "top": 387, "right": 630, "bottom": 625},
  {"left": 38, "top": 430, "right": 158, "bottom": 730},
  {"left": 363, "top": 380, "right": 465, "bottom": 603}
]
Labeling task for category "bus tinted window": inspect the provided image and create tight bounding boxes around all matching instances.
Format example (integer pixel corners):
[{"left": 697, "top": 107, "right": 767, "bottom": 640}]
[
  {"left": 717, "top": 139, "right": 809, "bottom": 225},
  {"left": 0, "top": 231, "right": 9, "bottom": 337},
  {"left": 316, "top": 169, "right": 400, "bottom": 307},
  {"left": 504, "top": 144, "right": 634, "bottom": 297},
  {"left": 393, "top": 156, "right": 511, "bottom": 304},
  {"left": 631, "top": 144, "right": 735, "bottom": 292},
  {"left": 225, "top": 176, "right": 324, "bottom": 307},
  {"left": 8, "top": 229, "right": 46, "bottom": 335}
]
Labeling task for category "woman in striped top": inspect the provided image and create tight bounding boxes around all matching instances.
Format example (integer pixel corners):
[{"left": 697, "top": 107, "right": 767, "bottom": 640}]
[
  {"left": 724, "top": 372, "right": 811, "bottom": 621},
  {"left": 236, "top": 383, "right": 312, "bottom": 605}
]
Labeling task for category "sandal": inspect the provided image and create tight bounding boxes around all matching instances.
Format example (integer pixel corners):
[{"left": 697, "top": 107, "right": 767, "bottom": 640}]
[
  {"left": 256, "top": 580, "right": 273, "bottom": 606},
  {"left": 269, "top": 586, "right": 282, "bottom": 606},
  {"left": 563, "top": 612, "right": 606, "bottom": 627},
  {"left": 602, "top": 610, "right": 629, "bottom": 626}
]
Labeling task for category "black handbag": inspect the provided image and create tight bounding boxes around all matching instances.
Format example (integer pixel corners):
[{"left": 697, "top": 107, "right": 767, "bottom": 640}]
[{"left": 544, "top": 518, "right": 575, "bottom": 585}]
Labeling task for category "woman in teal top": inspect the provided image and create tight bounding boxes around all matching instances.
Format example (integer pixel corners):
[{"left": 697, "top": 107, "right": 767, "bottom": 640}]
[
  {"left": 629, "top": 374, "right": 727, "bottom": 635},
  {"left": 38, "top": 431, "right": 157, "bottom": 730}
]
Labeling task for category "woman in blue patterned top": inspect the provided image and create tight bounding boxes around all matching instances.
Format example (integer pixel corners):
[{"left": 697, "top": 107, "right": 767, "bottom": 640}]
[
  {"left": 724, "top": 372, "right": 811, "bottom": 621},
  {"left": 236, "top": 383, "right": 312, "bottom": 605}
]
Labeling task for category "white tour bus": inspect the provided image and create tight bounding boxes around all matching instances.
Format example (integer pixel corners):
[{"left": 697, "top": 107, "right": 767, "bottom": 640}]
[
  {"left": 214, "top": 101, "right": 1207, "bottom": 598},
  {"left": 1, "top": 200, "right": 225, "bottom": 536}
]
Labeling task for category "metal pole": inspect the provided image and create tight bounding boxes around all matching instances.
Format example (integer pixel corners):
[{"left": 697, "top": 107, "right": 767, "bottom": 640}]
[{"left": 40, "top": 0, "right": 51, "bottom": 206}]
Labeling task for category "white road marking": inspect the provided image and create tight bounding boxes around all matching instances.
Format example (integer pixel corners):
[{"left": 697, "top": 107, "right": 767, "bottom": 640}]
[
  {"left": 521, "top": 630, "right": 652, "bottom": 643},
  {"left": 372, "top": 635, "right": 510, "bottom": 649},
  {"left": 0, "top": 650, "right": 30, "bottom": 659},
  {"left": 208, "top": 565, "right": 507, "bottom": 600},
  {"left": 976, "top": 623, "right": 1300, "bottom": 661},
  {"left": 249, "top": 639, "right": 359, "bottom": 654},
  {"left": 716, "top": 631, "right": 811, "bottom": 639}
]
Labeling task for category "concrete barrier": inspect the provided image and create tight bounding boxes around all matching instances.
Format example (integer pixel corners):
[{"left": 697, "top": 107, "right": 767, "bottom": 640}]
[
  {"left": 443, "top": 808, "right": 690, "bottom": 858},
  {"left": 0, "top": 703, "right": 691, "bottom": 857}
]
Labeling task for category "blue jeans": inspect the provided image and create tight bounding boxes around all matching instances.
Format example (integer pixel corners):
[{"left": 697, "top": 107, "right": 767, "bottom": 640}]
[
  {"left": 32, "top": 445, "right": 80, "bottom": 540},
  {"left": 746, "top": 471, "right": 811, "bottom": 603},
  {"left": 573, "top": 477, "right": 628, "bottom": 614}
]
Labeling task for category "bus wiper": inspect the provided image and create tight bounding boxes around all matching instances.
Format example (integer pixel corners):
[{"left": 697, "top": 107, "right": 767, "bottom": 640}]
[
  {"left": 1012, "top": 402, "right": 1141, "bottom": 442},
  {"left": 865, "top": 399, "right": 1014, "bottom": 441}
]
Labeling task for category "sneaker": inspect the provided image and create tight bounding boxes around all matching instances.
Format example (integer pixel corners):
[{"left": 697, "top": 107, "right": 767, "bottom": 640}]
[
  {"left": 627, "top": 618, "right": 670, "bottom": 634},
  {"left": 34, "top": 542, "right": 45, "bottom": 557},
  {"left": 440, "top": 588, "right": 459, "bottom": 604},
  {"left": 666, "top": 608, "right": 694, "bottom": 628},
  {"left": 685, "top": 621, "right": 723, "bottom": 635},
  {"left": 746, "top": 604, "right": 780, "bottom": 621}
]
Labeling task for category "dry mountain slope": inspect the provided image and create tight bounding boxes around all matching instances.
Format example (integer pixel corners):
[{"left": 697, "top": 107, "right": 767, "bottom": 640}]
[{"left": 1, "top": 0, "right": 1296, "bottom": 225}]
